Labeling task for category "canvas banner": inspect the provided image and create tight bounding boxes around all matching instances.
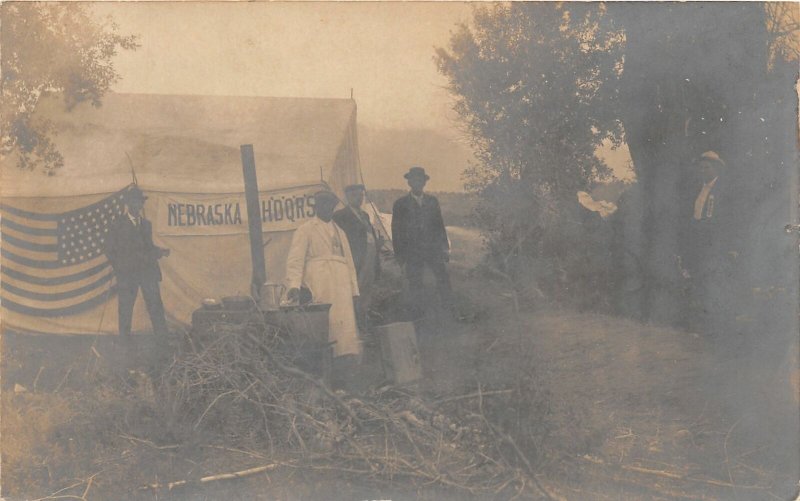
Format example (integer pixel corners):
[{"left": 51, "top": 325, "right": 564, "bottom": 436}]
[{"left": 154, "top": 185, "right": 323, "bottom": 236}]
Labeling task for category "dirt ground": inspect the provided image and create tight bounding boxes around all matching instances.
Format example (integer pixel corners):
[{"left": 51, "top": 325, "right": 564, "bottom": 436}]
[{"left": 2, "top": 235, "right": 798, "bottom": 500}]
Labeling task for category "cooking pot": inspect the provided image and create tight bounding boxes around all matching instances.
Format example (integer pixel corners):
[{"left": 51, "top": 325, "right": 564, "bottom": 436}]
[{"left": 221, "top": 295, "right": 255, "bottom": 311}]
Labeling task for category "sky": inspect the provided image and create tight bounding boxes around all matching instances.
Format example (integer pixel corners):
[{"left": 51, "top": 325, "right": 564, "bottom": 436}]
[
  {"left": 94, "top": 2, "right": 472, "bottom": 132},
  {"left": 91, "top": 2, "right": 632, "bottom": 190}
]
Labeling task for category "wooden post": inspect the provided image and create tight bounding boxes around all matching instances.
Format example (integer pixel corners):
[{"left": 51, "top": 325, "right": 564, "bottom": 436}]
[{"left": 241, "top": 145, "right": 266, "bottom": 297}]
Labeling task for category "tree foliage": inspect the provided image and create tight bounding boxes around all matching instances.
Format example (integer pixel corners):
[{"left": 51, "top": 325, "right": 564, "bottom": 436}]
[
  {"left": 766, "top": 2, "right": 800, "bottom": 67},
  {"left": 1, "top": 3, "right": 138, "bottom": 174},
  {"left": 435, "top": 3, "right": 623, "bottom": 306}
]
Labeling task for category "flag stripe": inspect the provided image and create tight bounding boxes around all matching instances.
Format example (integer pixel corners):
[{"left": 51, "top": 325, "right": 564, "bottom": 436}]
[
  {"left": 0, "top": 204, "right": 61, "bottom": 221},
  {"left": 0, "top": 262, "right": 111, "bottom": 286},
  {"left": 1, "top": 232, "right": 58, "bottom": 253},
  {"left": 1, "top": 241, "right": 56, "bottom": 262},
  {"left": 0, "top": 225, "right": 56, "bottom": 245},
  {"left": 1, "top": 267, "right": 113, "bottom": 294},
  {"left": 1, "top": 286, "right": 117, "bottom": 317},
  {"left": 1, "top": 254, "right": 108, "bottom": 279},
  {"left": 1, "top": 273, "right": 114, "bottom": 301},
  {"left": 1, "top": 218, "right": 58, "bottom": 236},
  {"left": 2, "top": 249, "right": 62, "bottom": 268},
  {"left": 2, "top": 279, "right": 114, "bottom": 309},
  {"left": 0, "top": 210, "right": 59, "bottom": 230}
]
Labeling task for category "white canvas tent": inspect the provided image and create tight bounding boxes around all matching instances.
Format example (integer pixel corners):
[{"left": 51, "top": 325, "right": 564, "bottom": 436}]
[{"left": 1, "top": 92, "right": 380, "bottom": 335}]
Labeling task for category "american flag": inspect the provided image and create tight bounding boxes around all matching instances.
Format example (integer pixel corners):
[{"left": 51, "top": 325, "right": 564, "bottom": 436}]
[{"left": 1, "top": 186, "right": 135, "bottom": 317}]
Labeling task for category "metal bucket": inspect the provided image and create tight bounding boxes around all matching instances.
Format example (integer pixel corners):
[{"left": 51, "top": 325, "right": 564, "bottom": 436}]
[
  {"left": 265, "top": 303, "right": 332, "bottom": 382},
  {"left": 259, "top": 282, "right": 286, "bottom": 311},
  {"left": 279, "top": 303, "right": 331, "bottom": 346}
]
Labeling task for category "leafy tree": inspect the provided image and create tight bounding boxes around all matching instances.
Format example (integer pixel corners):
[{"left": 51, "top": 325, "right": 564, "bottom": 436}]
[
  {"left": 435, "top": 3, "right": 623, "bottom": 306},
  {"left": 608, "top": 3, "right": 798, "bottom": 327},
  {"left": 1, "top": 3, "right": 138, "bottom": 174}
]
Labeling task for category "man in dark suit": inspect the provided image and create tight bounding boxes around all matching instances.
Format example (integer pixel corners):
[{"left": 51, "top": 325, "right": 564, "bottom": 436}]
[
  {"left": 104, "top": 186, "right": 170, "bottom": 338},
  {"left": 334, "top": 184, "right": 382, "bottom": 326},
  {"left": 391, "top": 167, "right": 451, "bottom": 308},
  {"left": 333, "top": 184, "right": 381, "bottom": 282}
]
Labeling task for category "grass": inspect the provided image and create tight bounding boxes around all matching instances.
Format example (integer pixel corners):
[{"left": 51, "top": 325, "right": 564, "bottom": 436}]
[{"left": 2, "top": 260, "right": 798, "bottom": 500}]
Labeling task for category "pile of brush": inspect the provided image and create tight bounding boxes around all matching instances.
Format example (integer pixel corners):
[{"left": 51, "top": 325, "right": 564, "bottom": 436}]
[{"left": 160, "top": 317, "right": 553, "bottom": 499}]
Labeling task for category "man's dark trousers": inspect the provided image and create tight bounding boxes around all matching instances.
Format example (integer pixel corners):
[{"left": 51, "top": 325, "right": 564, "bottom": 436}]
[
  {"left": 117, "top": 279, "right": 168, "bottom": 337},
  {"left": 405, "top": 253, "right": 451, "bottom": 308},
  {"left": 105, "top": 216, "right": 168, "bottom": 337},
  {"left": 392, "top": 192, "right": 452, "bottom": 310}
]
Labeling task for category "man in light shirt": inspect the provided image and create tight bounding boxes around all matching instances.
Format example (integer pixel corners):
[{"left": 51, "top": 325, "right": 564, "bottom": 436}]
[
  {"left": 693, "top": 151, "right": 725, "bottom": 222},
  {"left": 685, "top": 151, "right": 732, "bottom": 332}
]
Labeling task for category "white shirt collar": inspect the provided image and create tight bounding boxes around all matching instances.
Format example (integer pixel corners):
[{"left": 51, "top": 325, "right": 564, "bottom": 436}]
[{"left": 126, "top": 209, "right": 141, "bottom": 226}]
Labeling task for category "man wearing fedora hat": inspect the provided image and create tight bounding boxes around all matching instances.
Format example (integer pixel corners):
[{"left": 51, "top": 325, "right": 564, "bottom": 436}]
[
  {"left": 104, "top": 186, "right": 171, "bottom": 340},
  {"left": 392, "top": 167, "right": 451, "bottom": 310}
]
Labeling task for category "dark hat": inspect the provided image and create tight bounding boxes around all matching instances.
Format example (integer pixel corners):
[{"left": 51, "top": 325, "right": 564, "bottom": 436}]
[
  {"left": 404, "top": 166, "right": 430, "bottom": 180},
  {"left": 313, "top": 190, "right": 339, "bottom": 204},
  {"left": 344, "top": 184, "right": 366, "bottom": 193},
  {"left": 126, "top": 186, "right": 148, "bottom": 202}
]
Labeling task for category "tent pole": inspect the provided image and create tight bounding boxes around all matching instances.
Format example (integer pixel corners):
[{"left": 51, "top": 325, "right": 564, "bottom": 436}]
[{"left": 241, "top": 144, "right": 267, "bottom": 299}]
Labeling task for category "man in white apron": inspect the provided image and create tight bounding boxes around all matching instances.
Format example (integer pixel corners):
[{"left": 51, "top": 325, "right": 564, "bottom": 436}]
[{"left": 285, "top": 190, "right": 361, "bottom": 386}]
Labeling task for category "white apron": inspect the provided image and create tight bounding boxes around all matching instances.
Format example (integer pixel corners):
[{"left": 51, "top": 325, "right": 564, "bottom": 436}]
[
  {"left": 285, "top": 218, "right": 361, "bottom": 357},
  {"left": 305, "top": 255, "right": 360, "bottom": 356}
]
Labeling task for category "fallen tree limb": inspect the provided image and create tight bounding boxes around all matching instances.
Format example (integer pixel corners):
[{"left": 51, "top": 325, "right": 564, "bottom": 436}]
[
  {"left": 32, "top": 471, "right": 104, "bottom": 501},
  {"left": 577, "top": 455, "right": 770, "bottom": 491},
  {"left": 119, "top": 434, "right": 180, "bottom": 450},
  {"left": 138, "top": 463, "right": 282, "bottom": 491},
  {"left": 433, "top": 389, "right": 514, "bottom": 406},
  {"left": 623, "top": 464, "right": 768, "bottom": 490}
]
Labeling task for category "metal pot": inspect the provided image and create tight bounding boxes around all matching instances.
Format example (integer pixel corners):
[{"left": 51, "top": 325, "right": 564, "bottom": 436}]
[
  {"left": 221, "top": 296, "right": 255, "bottom": 311},
  {"left": 280, "top": 303, "right": 332, "bottom": 345}
]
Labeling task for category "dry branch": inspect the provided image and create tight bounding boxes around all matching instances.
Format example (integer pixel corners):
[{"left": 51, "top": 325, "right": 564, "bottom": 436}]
[
  {"left": 139, "top": 463, "right": 282, "bottom": 491},
  {"left": 433, "top": 389, "right": 514, "bottom": 406},
  {"left": 577, "top": 455, "right": 771, "bottom": 491}
]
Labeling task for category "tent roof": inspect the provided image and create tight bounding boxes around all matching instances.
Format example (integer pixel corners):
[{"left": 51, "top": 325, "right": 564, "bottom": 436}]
[{"left": 1, "top": 93, "right": 358, "bottom": 197}]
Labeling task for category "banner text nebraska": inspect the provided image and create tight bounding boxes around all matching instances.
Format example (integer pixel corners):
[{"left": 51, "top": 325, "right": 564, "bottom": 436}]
[{"left": 167, "top": 194, "right": 316, "bottom": 227}]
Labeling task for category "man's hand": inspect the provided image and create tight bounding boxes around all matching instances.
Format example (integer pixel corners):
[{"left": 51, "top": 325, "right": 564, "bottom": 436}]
[{"left": 286, "top": 287, "right": 300, "bottom": 302}]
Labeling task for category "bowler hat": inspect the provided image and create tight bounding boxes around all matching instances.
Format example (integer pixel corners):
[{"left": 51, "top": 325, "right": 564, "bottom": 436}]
[
  {"left": 344, "top": 184, "right": 366, "bottom": 193},
  {"left": 404, "top": 166, "right": 430, "bottom": 180}
]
